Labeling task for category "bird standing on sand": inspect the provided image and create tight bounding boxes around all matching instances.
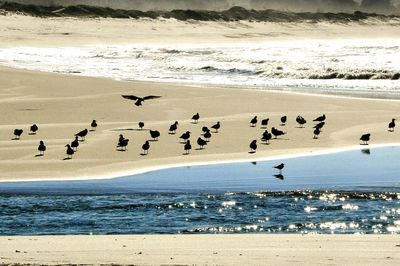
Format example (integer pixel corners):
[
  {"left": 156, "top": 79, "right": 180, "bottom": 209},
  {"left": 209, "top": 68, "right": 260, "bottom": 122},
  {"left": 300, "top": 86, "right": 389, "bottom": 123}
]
[
  {"left": 65, "top": 144, "right": 74, "bottom": 159},
  {"left": 271, "top": 127, "right": 285, "bottom": 139},
  {"left": 184, "top": 140, "right": 192, "bottom": 154},
  {"left": 360, "top": 133, "right": 371, "bottom": 145},
  {"left": 274, "top": 163, "right": 285, "bottom": 174},
  {"left": 138, "top": 121, "right": 145, "bottom": 130},
  {"left": 388, "top": 118, "right": 396, "bottom": 132},
  {"left": 192, "top": 113, "right": 200, "bottom": 124},
  {"left": 313, "top": 114, "right": 326, "bottom": 122},
  {"left": 91, "top": 120, "right": 97, "bottom": 131},
  {"left": 149, "top": 130, "right": 160, "bottom": 141},
  {"left": 122, "top": 95, "right": 161, "bottom": 106},
  {"left": 13, "top": 129, "right": 23, "bottom": 140},
  {"left": 249, "top": 140, "right": 257, "bottom": 153},
  {"left": 250, "top": 116, "right": 258, "bottom": 127},
  {"left": 180, "top": 131, "right": 191, "bottom": 142},
  {"left": 197, "top": 137, "right": 207, "bottom": 149},
  {"left": 211, "top": 121, "right": 220, "bottom": 133},
  {"left": 202, "top": 126, "right": 209, "bottom": 134},
  {"left": 313, "top": 128, "right": 320, "bottom": 139},
  {"left": 313, "top": 122, "right": 325, "bottom": 131},
  {"left": 261, "top": 118, "right": 269, "bottom": 128},
  {"left": 296, "top": 116, "right": 307, "bottom": 128},
  {"left": 117, "top": 137, "right": 129, "bottom": 151},
  {"left": 204, "top": 130, "right": 212, "bottom": 142},
  {"left": 169, "top": 121, "right": 179, "bottom": 134},
  {"left": 30, "top": 124, "right": 39, "bottom": 135},
  {"left": 75, "top": 129, "right": 88, "bottom": 141},
  {"left": 37, "top": 140, "right": 46, "bottom": 156},
  {"left": 71, "top": 136, "right": 80, "bottom": 151},
  {"left": 280, "top": 116, "right": 287, "bottom": 126},
  {"left": 142, "top": 140, "right": 150, "bottom": 155},
  {"left": 261, "top": 130, "right": 272, "bottom": 144}
]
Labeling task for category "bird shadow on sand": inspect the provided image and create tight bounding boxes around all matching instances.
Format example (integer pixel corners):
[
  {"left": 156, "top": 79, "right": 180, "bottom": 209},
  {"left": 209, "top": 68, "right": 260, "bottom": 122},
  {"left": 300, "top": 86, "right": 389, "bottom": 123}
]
[
  {"left": 35, "top": 154, "right": 43, "bottom": 157},
  {"left": 111, "top": 128, "right": 135, "bottom": 132},
  {"left": 89, "top": 129, "right": 96, "bottom": 132},
  {"left": 360, "top": 143, "right": 369, "bottom": 146},
  {"left": 62, "top": 157, "right": 72, "bottom": 160},
  {"left": 195, "top": 148, "right": 205, "bottom": 151},
  {"left": 148, "top": 139, "right": 158, "bottom": 142},
  {"left": 28, "top": 133, "right": 37, "bottom": 135},
  {"left": 11, "top": 138, "right": 20, "bottom": 140},
  {"left": 260, "top": 142, "right": 270, "bottom": 145},
  {"left": 248, "top": 151, "right": 256, "bottom": 154},
  {"left": 140, "top": 153, "right": 148, "bottom": 156}
]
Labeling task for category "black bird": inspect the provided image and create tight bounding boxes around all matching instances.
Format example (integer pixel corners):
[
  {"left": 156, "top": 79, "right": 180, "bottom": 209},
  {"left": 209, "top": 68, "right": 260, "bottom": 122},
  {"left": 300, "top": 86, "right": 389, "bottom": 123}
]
[
  {"left": 211, "top": 121, "right": 220, "bottom": 133},
  {"left": 296, "top": 116, "right": 307, "bottom": 128},
  {"left": 91, "top": 120, "right": 97, "bottom": 131},
  {"left": 313, "top": 128, "right": 321, "bottom": 139},
  {"left": 250, "top": 116, "right": 258, "bottom": 127},
  {"left": 313, "top": 122, "right": 325, "bottom": 131},
  {"left": 204, "top": 130, "right": 212, "bottom": 142},
  {"left": 75, "top": 129, "right": 88, "bottom": 141},
  {"left": 280, "top": 116, "right": 287, "bottom": 126},
  {"left": 184, "top": 140, "right": 192, "bottom": 154},
  {"left": 202, "top": 126, "right": 209, "bottom": 134},
  {"left": 197, "top": 137, "right": 207, "bottom": 149},
  {"left": 249, "top": 140, "right": 257, "bottom": 153},
  {"left": 118, "top": 134, "right": 125, "bottom": 143},
  {"left": 37, "top": 140, "right": 46, "bottom": 156},
  {"left": 180, "top": 131, "right": 191, "bottom": 142},
  {"left": 138, "top": 121, "right": 145, "bottom": 130},
  {"left": 271, "top": 127, "right": 285, "bottom": 139},
  {"left": 13, "top": 129, "right": 23, "bottom": 139},
  {"left": 169, "top": 121, "right": 179, "bottom": 134},
  {"left": 261, "top": 118, "right": 269, "bottom": 128},
  {"left": 117, "top": 138, "right": 129, "bottom": 151},
  {"left": 71, "top": 136, "right": 80, "bottom": 151},
  {"left": 65, "top": 144, "right": 74, "bottom": 159},
  {"left": 30, "top": 124, "right": 39, "bottom": 135},
  {"left": 149, "top": 130, "right": 160, "bottom": 141},
  {"left": 388, "top": 118, "right": 396, "bottom": 132},
  {"left": 274, "top": 163, "right": 285, "bottom": 173},
  {"left": 122, "top": 95, "right": 161, "bottom": 106},
  {"left": 360, "top": 133, "right": 371, "bottom": 145},
  {"left": 192, "top": 113, "right": 200, "bottom": 123},
  {"left": 142, "top": 140, "right": 150, "bottom": 155},
  {"left": 313, "top": 114, "right": 326, "bottom": 122},
  {"left": 261, "top": 130, "right": 272, "bottom": 144}
]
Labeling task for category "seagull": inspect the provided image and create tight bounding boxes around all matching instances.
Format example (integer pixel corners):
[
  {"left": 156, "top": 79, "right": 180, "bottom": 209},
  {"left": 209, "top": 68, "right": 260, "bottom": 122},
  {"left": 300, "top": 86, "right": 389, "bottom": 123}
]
[
  {"left": 117, "top": 138, "right": 129, "bottom": 151},
  {"left": 250, "top": 116, "right": 258, "bottom": 127},
  {"left": 261, "top": 118, "right": 269, "bottom": 128},
  {"left": 37, "top": 140, "right": 46, "bottom": 156},
  {"left": 169, "top": 121, "right": 179, "bottom": 134},
  {"left": 184, "top": 140, "right": 192, "bottom": 154},
  {"left": 65, "top": 144, "right": 74, "bottom": 159},
  {"left": 204, "top": 130, "right": 212, "bottom": 142},
  {"left": 274, "top": 163, "right": 285, "bottom": 173},
  {"left": 313, "top": 128, "right": 320, "bottom": 139},
  {"left": 388, "top": 118, "right": 396, "bottom": 132},
  {"left": 13, "top": 129, "right": 23, "bottom": 140},
  {"left": 280, "top": 116, "right": 287, "bottom": 126},
  {"left": 261, "top": 130, "right": 272, "bottom": 144},
  {"left": 360, "top": 133, "right": 371, "bottom": 145},
  {"left": 122, "top": 95, "right": 161, "bottom": 106},
  {"left": 249, "top": 140, "right": 257, "bottom": 153},
  {"left": 192, "top": 113, "right": 200, "bottom": 123},
  {"left": 180, "top": 131, "right": 191, "bottom": 142},
  {"left": 75, "top": 129, "right": 88, "bottom": 141},
  {"left": 71, "top": 136, "right": 80, "bottom": 151},
  {"left": 30, "top": 124, "right": 39, "bottom": 135},
  {"left": 313, "top": 114, "right": 326, "bottom": 122},
  {"left": 149, "top": 130, "right": 160, "bottom": 141},
  {"left": 197, "top": 137, "right": 207, "bottom": 149},
  {"left": 138, "top": 121, "right": 145, "bottom": 130},
  {"left": 296, "top": 115, "right": 307, "bottom": 128},
  {"left": 271, "top": 127, "right": 285, "bottom": 139},
  {"left": 91, "top": 120, "right": 97, "bottom": 131},
  {"left": 142, "top": 140, "right": 150, "bottom": 155},
  {"left": 211, "top": 121, "right": 220, "bottom": 133}
]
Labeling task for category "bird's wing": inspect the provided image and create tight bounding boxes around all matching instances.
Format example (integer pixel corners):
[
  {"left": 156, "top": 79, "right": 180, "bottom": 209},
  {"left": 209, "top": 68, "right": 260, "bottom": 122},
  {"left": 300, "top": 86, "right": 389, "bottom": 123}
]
[
  {"left": 143, "top": 95, "right": 162, "bottom": 100},
  {"left": 122, "top": 95, "right": 140, "bottom": 100}
]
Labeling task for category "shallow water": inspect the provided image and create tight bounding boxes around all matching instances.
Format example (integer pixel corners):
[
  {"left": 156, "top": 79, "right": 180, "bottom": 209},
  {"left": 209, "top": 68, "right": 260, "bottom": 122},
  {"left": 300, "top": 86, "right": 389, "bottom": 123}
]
[{"left": 0, "top": 147, "right": 400, "bottom": 235}]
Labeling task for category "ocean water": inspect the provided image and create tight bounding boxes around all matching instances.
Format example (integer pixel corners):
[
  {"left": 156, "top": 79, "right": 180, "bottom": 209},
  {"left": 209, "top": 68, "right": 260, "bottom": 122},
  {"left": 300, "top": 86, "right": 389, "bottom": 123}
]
[
  {"left": 1, "top": 147, "right": 400, "bottom": 235},
  {"left": 0, "top": 39, "right": 400, "bottom": 96}
]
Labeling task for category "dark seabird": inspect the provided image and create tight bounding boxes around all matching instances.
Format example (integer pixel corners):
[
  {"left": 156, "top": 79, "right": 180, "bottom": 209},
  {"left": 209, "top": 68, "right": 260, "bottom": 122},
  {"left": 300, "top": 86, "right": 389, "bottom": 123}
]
[
  {"left": 142, "top": 140, "right": 150, "bottom": 155},
  {"left": 313, "top": 128, "right": 320, "bottom": 139},
  {"left": 149, "top": 130, "right": 160, "bottom": 141},
  {"left": 296, "top": 115, "right": 307, "bottom": 128},
  {"left": 202, "top": 126, "right": 209, "bottom": 134},
  {"left": 313, "top": 114, "right": 326, "bottom": 122},
  {"left": 169, "top": 121, "right": 179, "bottom": 134},
  {"left": 91, "top": 120, "right": 97, "bottom": 131},
  {"left": 30, "top": 124, "right": 39, "bottom": 135},
  {"left": 313, "top": 122, "right": 325, "bottom": 131},
  {"left": 117, "top": 138, "right": 129, "bottom": 151},
  {"left": 184, "top": 140, "right": 192, "bottom": 154},
  {"left": 71, "top": 136, "right": 80, "bottom": 151},
  {"left": 180, "top": 131, "right": 191, "bottom": 142},
  {"left": 65, "top": 144, "right": 74, "bottom": 159},
  {"left": 192, "top": 113, "right": 200, "bottom": 123},
  {"left": 211, "top": 121, "right": 220, "bottom": 133},
  {"left": 249, "top": 140, "right": 257, "bottom": 153},
  {"left": 197, "top": 137, "right": 207, "bottom": 149},
  {"left": 118, "top": 134, "right": 125, "bottom": 143},
  {"left": 274, "top": 163, "right": 285, "bottom": 173},
  {"left": 250, "top": 116, "right": 258, "bottom": 127},
  {"left": 75, "top": 129, "right": 88, "bottom": 141},
  {"left": 261, "top": 130, "right": 272, "bottom": 144},
  {"left": 13, "top": 129, "right": 23, "bottom": 140},
  {"left": 261, "top": 118, "right": 269, "bottom": 128},
  {"left": 204, "top": 130, "right": 212, "bottom": 142},
  {"left": 271, "top": 127, "right": 285, "bottom": 139},
  {"left": 138, "top": 121, "right": 145, "bottom": 130},
  {"left": 388, "top": 118, "right": 396, "bottom": 132},
  {"left": 280, "top": 116, "right": 287, "bottom": 126},
  {"left": 360, "top": 133, "right": 371, "bottom": 145},
  {"left": 122, "top": 95, "right": 161, "bottom": 106},
  {"left": 37, "top": 140, "right": 46, "bottom": 156}
]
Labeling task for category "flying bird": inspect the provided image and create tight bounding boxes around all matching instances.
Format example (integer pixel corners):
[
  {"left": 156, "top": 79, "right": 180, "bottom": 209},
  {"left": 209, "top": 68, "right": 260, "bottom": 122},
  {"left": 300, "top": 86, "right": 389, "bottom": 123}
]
[
  {"left": 249, "top": 140, "right": 257, "bottom": 153},
  {"left": 30, "top": 124, "right": 39, "bottom": 135},
  {"left": 296, "top": 116, "right": 307, "bottom": 128},
  {"left": 271, "top": 127, "right": 285, "bottom": 139},
  {"left": 360, "top": 133, "right": 371, "bottom": 145},
  {"left": 13, "top": 129, "right": 23, "bottom": 140},
  {"left": 388, "top": 118, "right": 396, "bottom": 132},
  {"left": 149, "top": 130, "right": 160, "bottom": 141},
  {"left": 313, "top": 114, "right": 326, "bottom": 122},
  {"left": 122, "top": 95, "right": 161, "bottom": 106},
  {"left": 37, "top": 140, "right": 46, "bottom": 156},
  {"left": 250, "top": 116, "right": 258, "bottom": 127},
  {"left": 169, "top": 121, "right": 179, "bottom": 134},
  {"left": 75, "top": 129, "right": 88, "bottom": 141},
  {"left": 91, "top": 120, "right": 97, "bottom": 131},
  {"left": 280, "top": 116, "right": 287, "bottom": 126},
  {"left": 192, "top": 113, "right": 200, "bottom": 123},
  {"left": 142, "top": 140, "right": 150, "bottom": 155},
  {"left": 211, "top": 121, "right": 220, "bottom": 133},
  {"left": 184, "top": 140, "right": 192, "bottom": 155},
  {"left": 197, "top": 137, "right": 207, "bottom": 149}
]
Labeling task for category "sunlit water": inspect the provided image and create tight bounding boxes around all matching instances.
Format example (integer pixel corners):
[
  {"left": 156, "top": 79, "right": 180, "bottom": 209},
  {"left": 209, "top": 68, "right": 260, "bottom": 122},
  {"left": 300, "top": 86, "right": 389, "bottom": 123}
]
[
  {"left": 1, "top": 147, "right": 400, "bottom": 235},
  {"left": 0, "top": 39, "right": 400, "bottom": 96}
]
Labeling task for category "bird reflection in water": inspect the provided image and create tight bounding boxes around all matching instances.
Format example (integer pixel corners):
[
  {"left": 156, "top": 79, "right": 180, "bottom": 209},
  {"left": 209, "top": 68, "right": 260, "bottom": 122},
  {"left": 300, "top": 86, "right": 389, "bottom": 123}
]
[
  {"left": 361, "top": 149, "right": 371, "bottom": 155},
  {"left": 274, "top": 174, "right": 285, "bottom": 180}
]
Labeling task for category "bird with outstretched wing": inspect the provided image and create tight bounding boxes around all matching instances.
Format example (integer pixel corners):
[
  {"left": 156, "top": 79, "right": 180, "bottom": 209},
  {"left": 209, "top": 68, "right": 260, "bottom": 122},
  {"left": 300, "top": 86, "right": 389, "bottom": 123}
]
[{"left": 121, "top": 95, "right": 161, "bottom": 106}]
